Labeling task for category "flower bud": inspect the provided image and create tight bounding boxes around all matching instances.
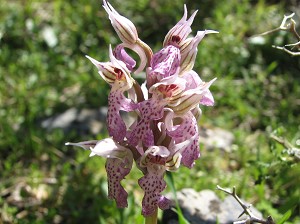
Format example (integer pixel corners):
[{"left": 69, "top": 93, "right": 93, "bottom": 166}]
[
  {"left": 163, "top": 5, "right": 197, "bottom": 48},
  {"left": 103, "top": 0, "right": 138, "bottom": 45}
]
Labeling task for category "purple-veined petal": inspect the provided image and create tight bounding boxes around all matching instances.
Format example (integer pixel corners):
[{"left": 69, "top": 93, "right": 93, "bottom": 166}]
[
  {"left": 106, "top": 158, "right": 131, "bottom": 208},
  {"left": 164, "top": 110, "right": 200, "bottom": 168},
  {"left": 200, "top": 89, "right": 215, "bottom": 106},
  {"left": 107, "top": 88, "right": 137, "bottom": 142},
  {"left": 127, "top": 119, "right": 154, "bottom": 149},
  {"left": 138, "top": 146, "right": 171, "bottom": 216},
  {"left": 147, "top": 45, "right": 181, "bottom": 87},
  {"left": 127, "top": 95, "right": 167, "bottom": 148},
  {"left": 181, "top": 70, "right": 202, "bottom": 90},
  {"left": 166, "top": 111, "right": 198, "bottom": 143},
  {"left": 163, "top": 5, "right": 197, "bottom": 47},
  {"left": 167, "top": 133, "right": 200, "bottom": 169},
  {"left": 180, "top": 137, "right": 200, "bottom": 168},
  {"left": 92, "top": 138, "right": 133, "bottom": 207},
  {"left": 113, "top": 44, "right": 136, "bottom": 72},
  {"left": 103, "top": 0, "right": 138, "bottom": 45}
]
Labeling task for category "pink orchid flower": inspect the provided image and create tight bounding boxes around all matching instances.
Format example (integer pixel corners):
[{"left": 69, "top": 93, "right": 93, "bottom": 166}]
[{"left": 66, "top": 0, "right": 218, "bottom": 218}]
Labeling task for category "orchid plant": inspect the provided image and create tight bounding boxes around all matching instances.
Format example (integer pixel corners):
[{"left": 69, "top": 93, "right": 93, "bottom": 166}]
[{"left": 66, "top": 1, "right": 217, "bottom": 223}]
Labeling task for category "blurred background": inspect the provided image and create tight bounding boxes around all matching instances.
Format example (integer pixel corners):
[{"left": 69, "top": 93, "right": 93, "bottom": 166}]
[{"left": 0, "top": 0, "right": 299, "bottom": 223}]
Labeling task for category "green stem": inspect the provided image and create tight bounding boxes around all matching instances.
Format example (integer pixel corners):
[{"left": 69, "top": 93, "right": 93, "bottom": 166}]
[{"left": 145, "top": 208, "right": 158, "bottom": 224}]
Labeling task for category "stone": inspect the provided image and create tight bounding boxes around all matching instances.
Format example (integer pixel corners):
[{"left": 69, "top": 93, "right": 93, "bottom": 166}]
[
  {"left": 41, "top": 107, "right": 107, "bottom": 135},
  {"left": 199, "top": 127, "right": 235, "bottom": 152},
  {"left": 162, "top": 188, "right": 263, "bottom": 224},
  {"left": 40, "top": 107, "right": 136, "bottom": 135}
]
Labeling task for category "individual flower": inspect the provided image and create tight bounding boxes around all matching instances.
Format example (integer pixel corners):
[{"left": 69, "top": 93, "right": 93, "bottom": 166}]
[
  {"left": 86, "top": 46, "right": 137, "bottom": 142},
  {"left": 66, "top": 138, "right": 133, "bottom": 207},
  {"left": 138, "top": 146, "right": 171, "bottom": 216},
  {"left": 164, "top": 110, "right": 200, "bottom": 168},
  {"left": 170, "top": 74, "right": 217, "bottom": 115},
  {"left": 163, "top": 5, "right": 198, "bottom": 48}
]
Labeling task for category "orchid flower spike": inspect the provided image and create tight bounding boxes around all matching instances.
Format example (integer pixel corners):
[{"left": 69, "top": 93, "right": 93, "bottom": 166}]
[{"left": 66, "top": 0, "right": 218, "bottom": 218}]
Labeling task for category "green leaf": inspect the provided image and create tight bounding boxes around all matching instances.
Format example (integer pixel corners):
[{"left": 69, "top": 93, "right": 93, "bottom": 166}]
[
  {"left": 166, "top": 172, "right": 190, "bottom": 224},
  {"left": 277, "top": 209, "right": 292, "bottom": 224}
]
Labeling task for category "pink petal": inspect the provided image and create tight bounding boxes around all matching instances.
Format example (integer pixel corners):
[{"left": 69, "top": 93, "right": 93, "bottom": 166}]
[
  {"left": 107, "top": 89, "right": 137, "bottom": 142},
  {"left": 147, "top": 45, "right": 181, "bottom": 87},
  {"left": 165, "top": 111, "right": 200, "bottom": 168},
  {"left": 127, "top": 119, "right": 154, "bottom": 148},
  {"left": 106, "top": 158, "right": 131, "bottom": 208},
  {"left": 200, "top": 90, "right": 215, "bottom": 106},
  {"left": 181, "top": 70, "right": 202, "bottom": 90},
  {"left": 127, "top": 95, "right": 167, "bottom": 148},
  {"left": 113, "top": 45, "right": 136, "bottom": 71},
  {"left": 166, "top": 111, "right": 198, "bottom": 142},
  {"left": 180, "top": 137, "right": 200, "bottom": 168},
  {"left": 138, "top": 164, "right": 169, "bottom": 216},
  {"left": 86, "top": 46, "right": 133, "bottom": 89}
]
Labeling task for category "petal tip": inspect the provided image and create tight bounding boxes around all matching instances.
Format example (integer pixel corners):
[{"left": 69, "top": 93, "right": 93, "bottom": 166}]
[{"left": 85, "top": 55, "right": 100, "bottom": 66}]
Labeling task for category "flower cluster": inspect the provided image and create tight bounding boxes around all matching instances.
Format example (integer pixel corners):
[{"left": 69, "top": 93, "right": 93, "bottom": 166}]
[{"left": 66, "top": 0, "right": 217, "bottom": 217}]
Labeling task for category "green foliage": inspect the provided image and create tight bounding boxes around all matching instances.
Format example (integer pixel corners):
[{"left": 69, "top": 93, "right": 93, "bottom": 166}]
[{"left": 1, "top": 0, "right": 299, "bottom": 223}]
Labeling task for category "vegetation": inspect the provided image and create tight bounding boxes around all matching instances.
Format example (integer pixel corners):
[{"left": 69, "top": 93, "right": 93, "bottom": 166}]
[{"left": 0, "top": 0, "right": 299, "bottom": 223}]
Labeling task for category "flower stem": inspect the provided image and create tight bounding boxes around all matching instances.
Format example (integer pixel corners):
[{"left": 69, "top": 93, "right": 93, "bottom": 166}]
[
  {"left": 145, "top": 209, "right": 158, "bottom": 224},
  {"left": 137, "top": 38, "right": 153, "bottom": 66}
]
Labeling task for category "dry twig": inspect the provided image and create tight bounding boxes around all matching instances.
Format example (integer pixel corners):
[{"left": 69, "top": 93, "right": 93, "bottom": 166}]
[
  {"left": 216, "top": 185, "right": 275, "bottom": 224},
  {"left": 259, "top": 13, "right": 300, "bottom": 56}
]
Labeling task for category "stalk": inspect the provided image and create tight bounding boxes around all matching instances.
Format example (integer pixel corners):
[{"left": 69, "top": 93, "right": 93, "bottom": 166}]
[{"left": 145, "top": 208, "right": 158, "bottom": 224}]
